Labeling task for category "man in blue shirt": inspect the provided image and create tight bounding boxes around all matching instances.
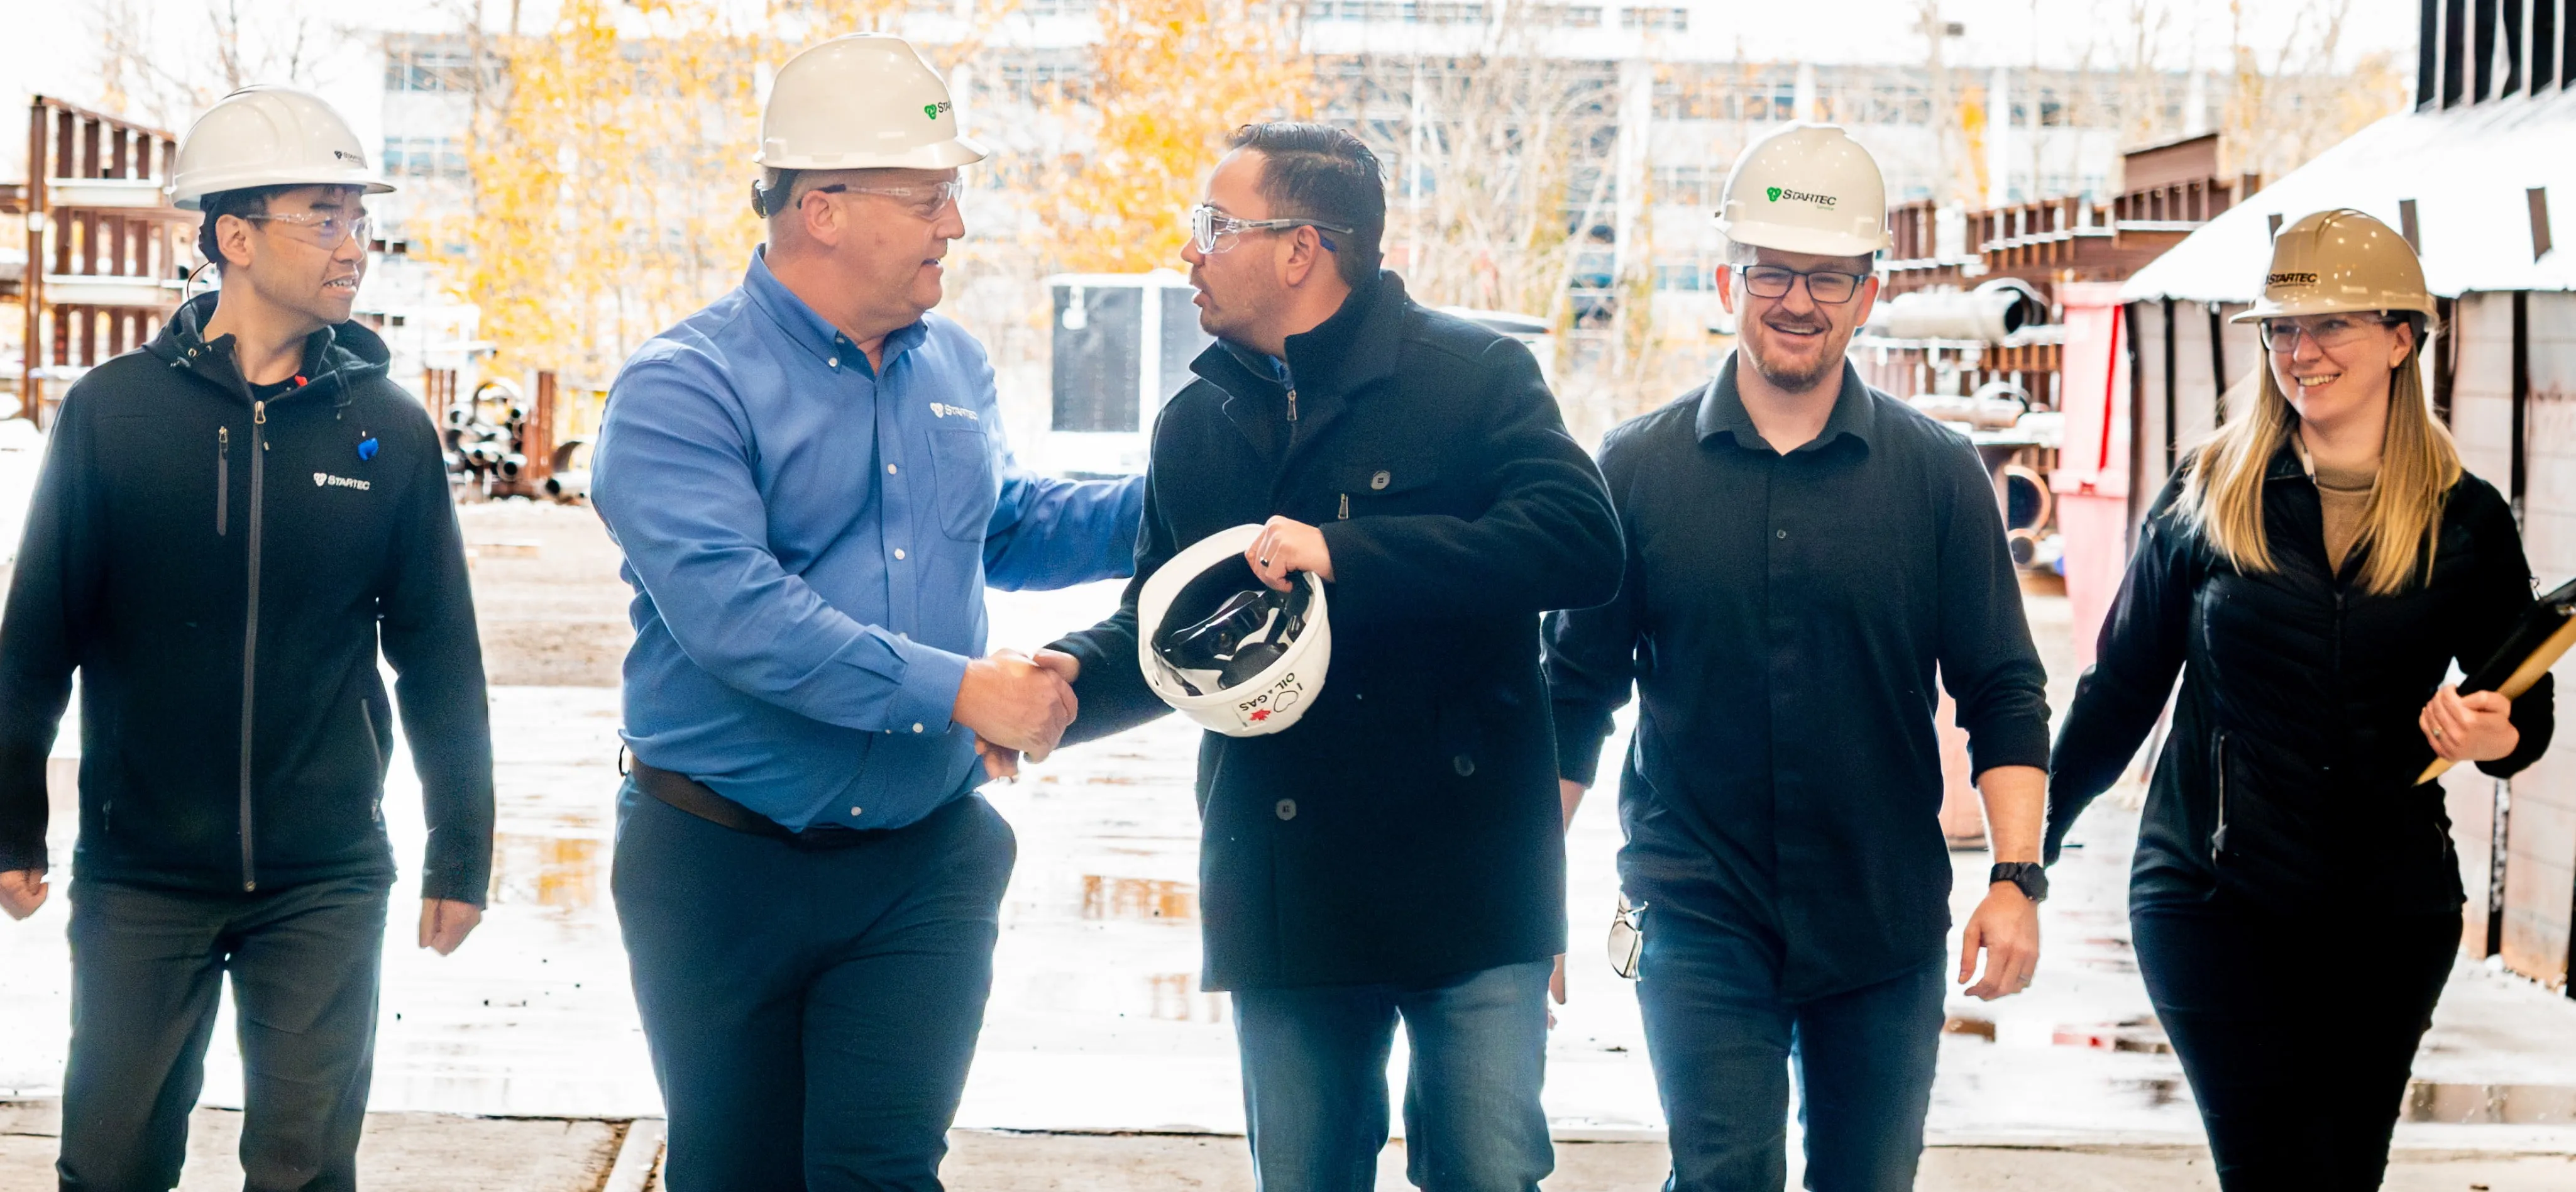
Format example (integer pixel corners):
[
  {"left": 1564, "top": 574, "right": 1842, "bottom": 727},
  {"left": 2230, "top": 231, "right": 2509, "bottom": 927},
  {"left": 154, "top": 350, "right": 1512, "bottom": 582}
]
[{"left": 590, "top": 36, "right": 1141, "bottom": 1189}]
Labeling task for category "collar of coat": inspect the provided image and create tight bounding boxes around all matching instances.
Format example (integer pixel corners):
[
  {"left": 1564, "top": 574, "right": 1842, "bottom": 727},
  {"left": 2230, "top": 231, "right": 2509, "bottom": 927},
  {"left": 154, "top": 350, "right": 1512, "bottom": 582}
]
[
  {"left": 145, "top": 290, "right": 386, "bottom": 410},
  {"left": 1191, "top": 270, "right": 1407, "bottom": 406}
]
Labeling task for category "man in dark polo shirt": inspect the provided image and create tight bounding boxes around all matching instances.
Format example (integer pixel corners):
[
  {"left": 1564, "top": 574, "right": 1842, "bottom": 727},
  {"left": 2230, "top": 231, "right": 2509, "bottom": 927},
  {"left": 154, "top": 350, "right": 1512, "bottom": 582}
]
[{"left": 1543, "top": 124, "right": 2051, "bottom": 1191}]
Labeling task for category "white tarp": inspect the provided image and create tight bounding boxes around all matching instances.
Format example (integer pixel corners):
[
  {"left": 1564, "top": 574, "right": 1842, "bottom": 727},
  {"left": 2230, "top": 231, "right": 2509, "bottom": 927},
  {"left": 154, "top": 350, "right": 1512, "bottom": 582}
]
[{"left": 2122, "top": 87, "right": 2576, "bottom": 304}]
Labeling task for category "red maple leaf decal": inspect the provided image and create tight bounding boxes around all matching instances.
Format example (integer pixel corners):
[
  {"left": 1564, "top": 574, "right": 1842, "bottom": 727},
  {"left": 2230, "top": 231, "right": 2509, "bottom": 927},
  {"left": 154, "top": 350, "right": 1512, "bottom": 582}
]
[{"left": 1248, "top": 708, "right": 1272, "bottom": 721}]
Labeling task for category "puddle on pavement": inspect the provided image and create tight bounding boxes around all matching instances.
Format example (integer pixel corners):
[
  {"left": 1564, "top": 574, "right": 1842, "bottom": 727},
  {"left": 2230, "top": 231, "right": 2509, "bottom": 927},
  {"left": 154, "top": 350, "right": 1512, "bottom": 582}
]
[
  {"left": 489, "top": 832, "right": 605, "bottom": 910},
  {"left": 1081, "top": 875, "right": 1198, "bottom": 924},
  {"left": 2053, "top": 1018, "right": 2171, "bottom": 1053},
  {"left": 1147, "top": 973, "right": 1227, "bottom": 1022},
  {"left": 2404, "top": 1082, "right": 2576, "bottom": 1123}
]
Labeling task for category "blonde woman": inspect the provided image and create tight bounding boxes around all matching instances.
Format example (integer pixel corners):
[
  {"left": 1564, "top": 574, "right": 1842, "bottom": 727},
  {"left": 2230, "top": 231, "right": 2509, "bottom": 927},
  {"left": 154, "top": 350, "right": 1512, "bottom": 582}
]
[{"left": 2046, "top": 209, "right": 2553, "bottom": 1189}]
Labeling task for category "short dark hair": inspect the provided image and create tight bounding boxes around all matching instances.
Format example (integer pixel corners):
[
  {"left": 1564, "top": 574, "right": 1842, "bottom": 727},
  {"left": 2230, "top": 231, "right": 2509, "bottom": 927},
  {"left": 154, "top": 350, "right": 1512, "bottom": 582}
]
[
  {"left": 1226, "top": 122, "right": 1385, "bottom": 289},
  {"left": 195, "top": 185, "right": 294, "bottom": 275}
]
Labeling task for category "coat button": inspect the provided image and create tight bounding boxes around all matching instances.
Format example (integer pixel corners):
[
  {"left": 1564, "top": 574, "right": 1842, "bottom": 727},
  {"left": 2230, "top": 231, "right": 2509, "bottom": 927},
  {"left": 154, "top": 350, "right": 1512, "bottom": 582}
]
[
  {"left": 1453, "top": 754, "right": 1475, "bottom": 776},
  {"left": 1275, "top": 798, "right": 1297, "bottom": 821},
  {"left": 1371, "top": 470, "right": 1391, "bottom": 490}
]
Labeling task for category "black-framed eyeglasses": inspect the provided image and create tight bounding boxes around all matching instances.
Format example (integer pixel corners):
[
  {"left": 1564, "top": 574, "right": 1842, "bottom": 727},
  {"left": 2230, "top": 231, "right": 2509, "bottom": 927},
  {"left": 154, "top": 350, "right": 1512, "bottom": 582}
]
[
  {"left": 1188, "top": 204, "right": 1351, "bottom": 255},
  {"left": 2259, "top": 312, "right": 2401, "bottom": 354},
  {"left": 1736, "top": 264, "right": 1868, "bottom": 305}
]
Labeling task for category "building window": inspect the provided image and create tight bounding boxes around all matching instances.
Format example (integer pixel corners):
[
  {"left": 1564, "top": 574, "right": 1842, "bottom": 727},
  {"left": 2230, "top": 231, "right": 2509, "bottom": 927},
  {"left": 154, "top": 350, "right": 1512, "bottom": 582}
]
[
  {"left": 1314, "top": 0, "right": 1487, "bottom": 20},
  {"left": 383, "top": 44, "right": 483, "bottom": 93},
  {"left": 1654, "top": 259, "right": 1715, "bottom": 291},
  {"left": 383, "top": 136, "right": 469, "bottom": 181},
  {"left": 1620, "top": 6, "right": 1686, "bottom": 30},
  {"left": 1530, "top": 4, "right": 1602, "bottom": 25}
]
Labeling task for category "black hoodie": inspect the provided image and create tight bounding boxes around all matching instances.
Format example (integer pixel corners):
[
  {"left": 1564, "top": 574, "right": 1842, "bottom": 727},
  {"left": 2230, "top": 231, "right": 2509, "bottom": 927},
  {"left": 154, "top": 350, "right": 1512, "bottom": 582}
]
[{"left": 0, "top": 294, "right": 493, "bottom": 903}]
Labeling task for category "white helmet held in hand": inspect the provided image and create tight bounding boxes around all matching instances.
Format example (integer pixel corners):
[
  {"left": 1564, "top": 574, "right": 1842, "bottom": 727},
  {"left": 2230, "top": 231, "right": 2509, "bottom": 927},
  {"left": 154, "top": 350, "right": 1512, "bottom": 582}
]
[
  {"left": 756, "top": 34, "right": 989, "bottom": 172},
  {"left": 167, "top": 86, "right": 395, "bottom": 211},
  {"left": 1138, "top": 524, "right": 1333, "bottom": 737},
  {"left": 1714, "top": 123, "right": 1890, "bottom": 258}
]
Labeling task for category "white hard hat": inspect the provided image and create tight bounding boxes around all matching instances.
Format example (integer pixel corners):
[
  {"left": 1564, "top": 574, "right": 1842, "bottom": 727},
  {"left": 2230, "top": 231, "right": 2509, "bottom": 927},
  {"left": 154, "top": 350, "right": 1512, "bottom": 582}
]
[
  {"left": 756, "top": 34, "right": 989, "bottom": 172},
  {"left": 167, "top": 86, "right": 393, "bottom": 211},
  {"left": 1138, "top": 524, "right": 1333, "bottom": 737},
  {"left": 1714, "top": 123, "right": 1890, "bottom": 258}
]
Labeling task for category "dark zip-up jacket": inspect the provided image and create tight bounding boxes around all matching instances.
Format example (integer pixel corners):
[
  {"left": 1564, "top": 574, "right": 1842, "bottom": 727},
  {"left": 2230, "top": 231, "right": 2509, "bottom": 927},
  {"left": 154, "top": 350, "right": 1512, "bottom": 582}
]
[
  {"left": 0, "top": 294, "right": 493, "bottom": 903},
  {"left": 2048, "top": 450, "right": 2551, "bottom": 913},
  {"left": 1050, "top": 272, "right": 1622, "bottom": 990}
]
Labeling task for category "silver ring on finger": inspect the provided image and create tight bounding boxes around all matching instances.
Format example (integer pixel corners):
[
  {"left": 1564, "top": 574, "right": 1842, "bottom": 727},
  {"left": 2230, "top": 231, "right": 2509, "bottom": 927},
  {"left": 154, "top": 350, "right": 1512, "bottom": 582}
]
[{"left": 2433, "top": 727, "right": 2445, "bottom": 739}]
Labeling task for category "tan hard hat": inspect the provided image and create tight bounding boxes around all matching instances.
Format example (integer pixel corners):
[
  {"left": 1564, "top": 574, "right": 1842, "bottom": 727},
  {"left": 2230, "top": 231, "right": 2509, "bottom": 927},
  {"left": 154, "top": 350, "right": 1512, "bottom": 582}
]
[
  {"left": 2231, "top": 208, "right": 2433, "bottom": 324},
  {"left": 1714, "top": 124, "right": 1891, "bottom": 257},
  {"left": 168, "top": 86, "right": 394, "bottom": 211},
  {"left": 756, "top": 34, "right": 988, "bottom": 171}
]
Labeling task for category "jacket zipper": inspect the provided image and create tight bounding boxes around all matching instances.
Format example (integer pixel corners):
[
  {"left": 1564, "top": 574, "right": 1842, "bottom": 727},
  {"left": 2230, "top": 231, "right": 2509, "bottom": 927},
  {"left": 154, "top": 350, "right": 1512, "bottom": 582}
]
[
  {"left": 1285, "top": 387, "right": 1299, "bottom": 424},
  {"left": 238, "top": 399, "right": 267, "bottom": 891},
  {"left": 1338, "top": 492, "right": 1350, "bottom": 521},
  {"left": 2211, "top": 731, "right": 2230, "bottom": 862},
  {"left": 216, "top": 427, "right": 229, "bottom": 536}
]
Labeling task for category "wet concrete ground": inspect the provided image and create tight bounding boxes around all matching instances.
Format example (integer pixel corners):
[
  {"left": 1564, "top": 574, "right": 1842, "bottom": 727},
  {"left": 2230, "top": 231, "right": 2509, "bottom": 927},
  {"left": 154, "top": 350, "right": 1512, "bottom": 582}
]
[{"left": 1, "top": 503, "right": 2573, "bottom": 1186}]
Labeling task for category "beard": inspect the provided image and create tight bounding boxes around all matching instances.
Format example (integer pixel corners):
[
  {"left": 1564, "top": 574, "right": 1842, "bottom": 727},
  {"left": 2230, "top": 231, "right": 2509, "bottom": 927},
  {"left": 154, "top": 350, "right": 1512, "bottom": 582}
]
[{"left": 1739, "top": 316, "right": 1844, "bottom": 394}]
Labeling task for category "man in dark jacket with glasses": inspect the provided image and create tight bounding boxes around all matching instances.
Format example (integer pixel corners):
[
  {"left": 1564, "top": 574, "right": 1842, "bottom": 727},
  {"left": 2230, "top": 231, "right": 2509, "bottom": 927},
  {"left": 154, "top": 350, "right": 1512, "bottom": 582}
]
[
  {"left": 1049, "top": 121, "right": 1622, "bottom": 1191},
  {"left": 0, "top": 86, "right": 492, "bottom": 1190}
]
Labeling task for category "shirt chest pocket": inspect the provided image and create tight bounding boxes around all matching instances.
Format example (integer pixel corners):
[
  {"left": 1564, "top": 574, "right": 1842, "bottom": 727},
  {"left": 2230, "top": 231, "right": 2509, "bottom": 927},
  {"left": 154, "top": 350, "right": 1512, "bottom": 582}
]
[
  {"left": 1330, "top": 458, "right": 1441, "bottom": 521},
  {"left": 926, "top": 424, "right": 998, "bottom": 542}
]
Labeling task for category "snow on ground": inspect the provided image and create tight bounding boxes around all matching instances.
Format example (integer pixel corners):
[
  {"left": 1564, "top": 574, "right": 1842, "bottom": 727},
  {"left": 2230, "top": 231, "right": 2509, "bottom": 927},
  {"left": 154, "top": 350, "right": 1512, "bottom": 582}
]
[{"left": 1, "top": 580, "right": 2574, "bottom": 1154}]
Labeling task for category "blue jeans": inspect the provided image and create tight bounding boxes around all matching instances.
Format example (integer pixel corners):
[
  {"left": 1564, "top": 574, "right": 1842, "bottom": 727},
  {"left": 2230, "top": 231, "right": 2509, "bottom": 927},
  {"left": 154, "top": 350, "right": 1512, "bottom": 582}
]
[
  {"left": 1631, "top": 873, "right": 1945, "bottom": 1192},
  {"left": 58, "top": 875, "right": 390, "bottom": 1192},
  {"left": 612, "top": 781, "right": 1015, "bottom": 1191},
  {"left": 1231, "top": 959, "right": 1554, "bottom": 1192}
]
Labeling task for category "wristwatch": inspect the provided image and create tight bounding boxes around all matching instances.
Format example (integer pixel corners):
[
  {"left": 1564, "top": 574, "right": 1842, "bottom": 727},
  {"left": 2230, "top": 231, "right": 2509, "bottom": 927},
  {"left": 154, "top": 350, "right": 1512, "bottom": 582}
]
[{"left": 1990, "top": 862, "right": 2049, "bottom": 903}]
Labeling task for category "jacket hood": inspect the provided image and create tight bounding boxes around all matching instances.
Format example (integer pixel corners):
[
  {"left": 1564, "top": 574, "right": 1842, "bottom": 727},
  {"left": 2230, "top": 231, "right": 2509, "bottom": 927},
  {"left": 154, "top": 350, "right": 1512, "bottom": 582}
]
[{"left": 145, "top": 291, "right": 392, "bottom": 406}]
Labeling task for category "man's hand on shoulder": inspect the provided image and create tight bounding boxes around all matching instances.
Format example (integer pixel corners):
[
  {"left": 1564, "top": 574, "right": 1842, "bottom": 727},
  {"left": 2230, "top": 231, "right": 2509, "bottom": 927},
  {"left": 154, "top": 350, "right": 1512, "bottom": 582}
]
[
  {"left": 0, "top": 869, "right": 48, "bottom": 920},
  {"left": 1247, "top": 517, "right": 1333, "bottom": 592},
  {"left": 955, "top": 648, "right": 1079, "bottom": 760}
]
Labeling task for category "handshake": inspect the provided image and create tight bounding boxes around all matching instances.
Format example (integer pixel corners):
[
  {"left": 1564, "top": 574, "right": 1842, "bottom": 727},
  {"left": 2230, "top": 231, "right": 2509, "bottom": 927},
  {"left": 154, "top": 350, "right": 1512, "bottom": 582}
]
[{"left": 952, "top": 648, "right": 1082, "bottom": 781}]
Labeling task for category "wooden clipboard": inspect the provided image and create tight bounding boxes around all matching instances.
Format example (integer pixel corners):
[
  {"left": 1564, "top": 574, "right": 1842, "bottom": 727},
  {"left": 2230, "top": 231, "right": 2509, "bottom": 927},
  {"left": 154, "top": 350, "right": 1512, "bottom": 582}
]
[{"left": 2419, "top": 577, "right": 2576, "bottom": 783}]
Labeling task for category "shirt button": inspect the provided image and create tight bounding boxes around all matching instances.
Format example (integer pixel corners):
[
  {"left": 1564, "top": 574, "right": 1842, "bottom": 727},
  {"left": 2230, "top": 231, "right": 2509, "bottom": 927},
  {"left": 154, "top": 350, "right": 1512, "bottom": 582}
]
[
  {"left": 1453, "top": 754, "right": 1476, "bottom": 777},
  {"left": 1776, "top": 529, "right": 1788, "bottom": 539},
  {"left": 913, "top": 723, "right": 925, "bottom": 733},
  {"left": 828, "top": 357, "right": 839, "bottom": 368},
  {"left": 894, "top": 548, "right": 907, "bottom": 560},
  {"left": 1275, "top": 798, "right": 1297, "bottom": 821},
  {"left": 887, "top": 464, "right": 898, "bottom": 474},
  {"left": 850, "top": 806, "right": 863, "bottom": 816},
  {"left": 1371, "top": 470, "right": 1391, "bottom": 490}
]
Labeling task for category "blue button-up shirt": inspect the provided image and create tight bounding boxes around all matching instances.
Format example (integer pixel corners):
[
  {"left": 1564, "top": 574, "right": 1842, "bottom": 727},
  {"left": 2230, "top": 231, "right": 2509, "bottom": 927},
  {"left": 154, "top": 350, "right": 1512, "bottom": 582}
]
[{"left": 593, "top": 250, "right": 1144, "bottom": 831}]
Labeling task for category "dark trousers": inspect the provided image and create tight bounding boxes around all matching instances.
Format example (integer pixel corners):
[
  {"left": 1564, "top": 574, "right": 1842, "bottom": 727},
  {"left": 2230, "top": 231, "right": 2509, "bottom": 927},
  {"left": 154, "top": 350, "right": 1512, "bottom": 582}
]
[
  {"left": 57, "top": 875, "right": 391, "bottom": 1192},
  {"left": 2132, "top": 897, "right": 2460, "bottom": 1191},
  {"left": 1231, "top": 960, "right": 1555, "bottom": 1192},
  {"left": 612, "top": 780, "right": 1015, "bottom": 1192},
  {"left": 1628, "top": 869, "right": 1945, "bottom": 1192}
]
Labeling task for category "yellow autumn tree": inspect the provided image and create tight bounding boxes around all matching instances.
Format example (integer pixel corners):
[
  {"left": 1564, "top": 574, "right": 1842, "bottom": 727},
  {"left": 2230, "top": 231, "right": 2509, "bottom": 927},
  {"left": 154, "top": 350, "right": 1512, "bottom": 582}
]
[{"left": 1039, "top": 0, "right": 1312, "bottom": 273}]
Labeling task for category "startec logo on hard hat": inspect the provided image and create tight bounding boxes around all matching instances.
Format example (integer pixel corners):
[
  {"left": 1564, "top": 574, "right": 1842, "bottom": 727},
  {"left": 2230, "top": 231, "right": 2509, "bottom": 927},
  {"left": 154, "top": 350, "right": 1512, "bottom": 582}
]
[
  {"left": 1770, "top": 187, "right": 1838, "bottom": 208},
  {"left": 2269, "top": 271, "right": 2320, "bottom": 286},
  {"left": 923, "top": 101, "right": 951, "bottom": 121}
]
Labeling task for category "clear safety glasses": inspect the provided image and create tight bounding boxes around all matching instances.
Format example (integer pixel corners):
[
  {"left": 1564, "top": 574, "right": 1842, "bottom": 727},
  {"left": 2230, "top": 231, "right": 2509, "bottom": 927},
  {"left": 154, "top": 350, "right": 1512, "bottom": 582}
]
[
  {"left": 239, "top": 211, "right": 372, "bottom": 251},
  {"left": 2259, "top": 312, "right": 2401, "bottom": 355},
  {"left": 814, "top": 178, "right": 967, "bottom": 221},
  {"left": 1187, "top": 204, "right": 1352, "bottom": 255}
]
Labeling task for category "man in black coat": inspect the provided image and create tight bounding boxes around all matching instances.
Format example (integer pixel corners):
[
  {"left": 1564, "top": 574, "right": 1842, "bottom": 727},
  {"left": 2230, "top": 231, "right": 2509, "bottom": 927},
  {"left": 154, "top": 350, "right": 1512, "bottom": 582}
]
[
  {"left": 0, "top": 87, "right": 492, "bottom": 1191},
  {"left": 1047, "top": 123, "right": 1621, "bottom": 1190}
]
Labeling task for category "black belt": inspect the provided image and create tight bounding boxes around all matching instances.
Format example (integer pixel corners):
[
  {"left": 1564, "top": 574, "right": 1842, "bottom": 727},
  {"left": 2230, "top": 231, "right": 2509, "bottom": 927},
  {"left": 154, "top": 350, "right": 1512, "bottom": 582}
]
[{"left": 628, "top": 758, "right": 880, "bottom": 849}]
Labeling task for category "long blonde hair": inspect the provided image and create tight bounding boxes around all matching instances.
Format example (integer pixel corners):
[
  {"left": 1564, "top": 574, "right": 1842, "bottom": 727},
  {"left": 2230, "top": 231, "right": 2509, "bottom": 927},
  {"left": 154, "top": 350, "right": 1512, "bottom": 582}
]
[{"left": 2178, "top": 317, "right": 2462, "bottom": 596}]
